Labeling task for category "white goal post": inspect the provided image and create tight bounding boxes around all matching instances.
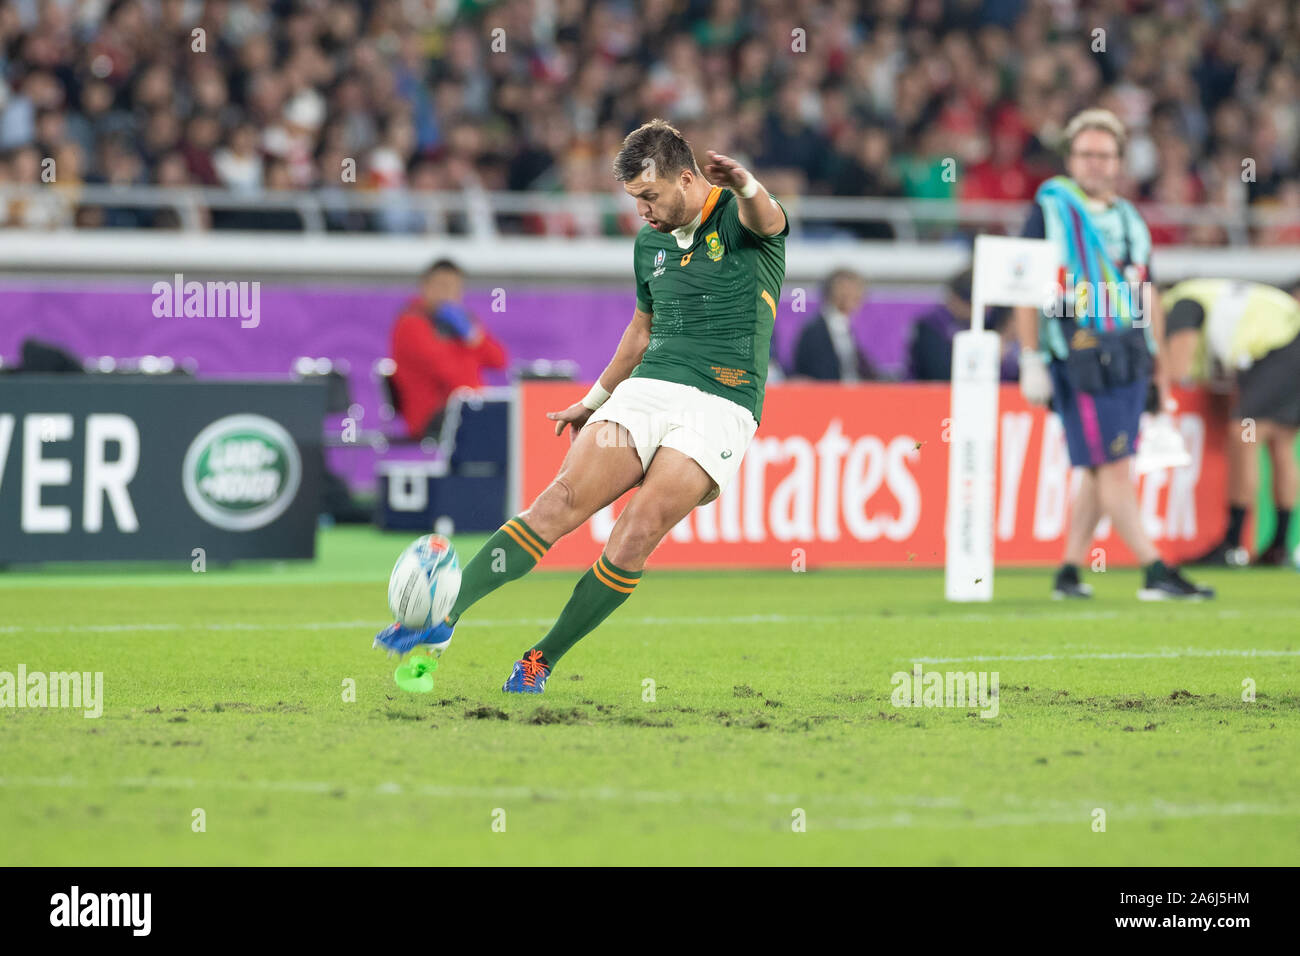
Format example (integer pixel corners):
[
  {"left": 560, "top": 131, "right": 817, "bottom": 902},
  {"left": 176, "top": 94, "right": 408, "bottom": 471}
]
[{"left": 944, "top": 235, "right": 1058, "bottom": 601}]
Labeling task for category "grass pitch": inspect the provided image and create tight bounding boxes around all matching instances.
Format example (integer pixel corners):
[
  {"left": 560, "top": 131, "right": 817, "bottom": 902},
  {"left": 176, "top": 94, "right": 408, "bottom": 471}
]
[{"left": 1, "top": 526, "right": 1297, "bottom": 866}]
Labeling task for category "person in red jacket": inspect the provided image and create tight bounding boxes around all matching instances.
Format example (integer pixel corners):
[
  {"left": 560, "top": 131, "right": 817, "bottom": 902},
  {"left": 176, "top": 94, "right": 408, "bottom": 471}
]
[{"left": 390, "top": 258, "right": 508, "bottom": 439}]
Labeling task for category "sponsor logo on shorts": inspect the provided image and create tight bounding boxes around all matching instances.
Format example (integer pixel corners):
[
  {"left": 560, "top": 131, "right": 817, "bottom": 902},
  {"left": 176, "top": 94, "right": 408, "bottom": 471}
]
[{"left": 720, "top": 449, "right": 732, "bottom": 459}]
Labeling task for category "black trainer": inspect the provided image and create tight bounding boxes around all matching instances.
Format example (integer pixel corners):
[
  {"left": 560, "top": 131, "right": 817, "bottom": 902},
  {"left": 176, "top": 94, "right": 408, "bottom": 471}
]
[
  {"left": 1052, "top": 564, "right": 1094, "bottom": 599},
  {"left": 1256, "top": 541, "right": 1290, "bottom": 567},
  {"left": 1138, "top": 561, "right": 1215, "bottom": 601},
  {"left": 1188, "top": 539, "right": 1249, "bottom": 567}
]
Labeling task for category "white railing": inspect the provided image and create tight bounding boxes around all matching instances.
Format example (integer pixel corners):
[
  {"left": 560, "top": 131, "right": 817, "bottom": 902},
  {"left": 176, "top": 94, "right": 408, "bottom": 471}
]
[
  {"left": 2, "top": 184, "right": 1296, "bottom": 246},
  {"left": 0, "top": 228, "right": 1296, "bottom": 286}
]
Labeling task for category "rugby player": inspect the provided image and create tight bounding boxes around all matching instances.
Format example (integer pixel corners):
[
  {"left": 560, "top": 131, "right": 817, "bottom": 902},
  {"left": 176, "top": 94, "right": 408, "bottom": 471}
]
[
  {"left": 373, "top": 118, "right": 789, "bottom": 692},
  {"left": 1163, "top": 279, "right": 1300, "bottom": 566}
]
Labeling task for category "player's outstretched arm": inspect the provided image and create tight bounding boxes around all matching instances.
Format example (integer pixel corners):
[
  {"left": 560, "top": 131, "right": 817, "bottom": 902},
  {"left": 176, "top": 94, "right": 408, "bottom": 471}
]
[
  {"left": 547, "top": 307, "right": 652, "bottom": 441},
  {"left": 703, "top": 150, "right": 786, "bottom": 237}
]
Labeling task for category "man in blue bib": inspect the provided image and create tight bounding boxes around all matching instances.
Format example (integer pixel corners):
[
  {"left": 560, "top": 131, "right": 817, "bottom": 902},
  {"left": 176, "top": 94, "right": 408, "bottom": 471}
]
[{"left": 1014, "top": 109, "right": 1213, "bottom": 601}]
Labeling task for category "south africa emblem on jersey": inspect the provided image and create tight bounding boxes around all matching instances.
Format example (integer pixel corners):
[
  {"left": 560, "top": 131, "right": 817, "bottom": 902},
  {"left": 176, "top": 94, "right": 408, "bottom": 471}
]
[{"left": 705, "top": 230, "right": 725, "bottom": 261}]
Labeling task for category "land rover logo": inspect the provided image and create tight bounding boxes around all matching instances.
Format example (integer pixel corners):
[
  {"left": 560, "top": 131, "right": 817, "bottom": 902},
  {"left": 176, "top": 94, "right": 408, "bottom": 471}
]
[{"left": 182, "top": 414, "right": 301, "bottom": 530}]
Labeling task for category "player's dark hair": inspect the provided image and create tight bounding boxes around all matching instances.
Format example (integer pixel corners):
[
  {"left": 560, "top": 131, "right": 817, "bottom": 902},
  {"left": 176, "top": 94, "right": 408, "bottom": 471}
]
[
  {"left": 612, "top": 118, "right": 700, "bottom": 184},
  {"left": 424, "top": 258, "right": 462, "bottom": 278},
  {"left": 1165, "top": 299, "right": 1206, "bottom": 334}
]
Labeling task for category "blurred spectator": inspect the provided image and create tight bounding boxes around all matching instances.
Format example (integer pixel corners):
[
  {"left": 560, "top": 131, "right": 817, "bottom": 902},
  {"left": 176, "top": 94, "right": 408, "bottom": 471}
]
[
  {"left": 908, "top": 269, "right": 973, "bottom": 382},
  {"left": 961, "top": 124, "right": 1036, "bottom": 202},
  {"left": 390, "top": 258, "right": 507, "bottom": 440},
  {"left": 907, "top": 269, "right": 1020, "bottom": 382},
  {"left": 1257, "top": 180, "right": 1300, "bottom": 245},
  {"left": 213, "top": 122, "right": 263, "bottom": 192},
  {"left": 791, "top": 269, "right": 875, "bottom": 382},
  {"left": 826, "top": 124, "right": 901, "bottom": 238},
  {"left": 0, "top": 0, "right": 1293, "bottom": 240}
]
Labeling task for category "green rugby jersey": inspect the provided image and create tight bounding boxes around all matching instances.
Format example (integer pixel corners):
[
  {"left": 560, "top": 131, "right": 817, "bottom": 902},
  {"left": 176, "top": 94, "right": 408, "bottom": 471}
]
[{"left": 631, "top": 185, "right": 789, "bottom": 423}]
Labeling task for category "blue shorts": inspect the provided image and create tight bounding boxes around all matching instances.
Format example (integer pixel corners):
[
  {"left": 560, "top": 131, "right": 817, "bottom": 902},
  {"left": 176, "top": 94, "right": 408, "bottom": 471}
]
[{"left": 1049, "top": 360, "right": 1148, "bottom": 468}]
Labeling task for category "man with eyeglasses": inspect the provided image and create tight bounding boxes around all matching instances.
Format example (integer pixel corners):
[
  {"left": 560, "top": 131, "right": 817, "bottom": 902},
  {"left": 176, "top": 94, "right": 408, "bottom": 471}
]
[{"left": 1012, "top": 109, "right": 1213, "bottom": 601}]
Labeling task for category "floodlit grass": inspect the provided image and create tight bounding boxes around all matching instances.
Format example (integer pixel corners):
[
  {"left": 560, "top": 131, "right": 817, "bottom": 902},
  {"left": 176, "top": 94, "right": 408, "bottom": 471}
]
[{"left": 1, "top": 526, "right": 1296, "bottom": 865}]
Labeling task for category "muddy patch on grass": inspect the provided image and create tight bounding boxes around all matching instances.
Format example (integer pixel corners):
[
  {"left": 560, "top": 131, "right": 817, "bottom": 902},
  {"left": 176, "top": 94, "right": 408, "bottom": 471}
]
[
  {"left": 383, "top": 709, "right": 426, "bottom": 721},
  {"left": 618, "top": 713, "right": 674, "bottom": 728},
  {"left": 464, "top": 705, "right": 509, "bottom": 721},
  {"left": 526, "top": 706, "right": 589, "bottom": 726},
  {"left": 201, "top": 701, "right": 307, "bottom": 715}
]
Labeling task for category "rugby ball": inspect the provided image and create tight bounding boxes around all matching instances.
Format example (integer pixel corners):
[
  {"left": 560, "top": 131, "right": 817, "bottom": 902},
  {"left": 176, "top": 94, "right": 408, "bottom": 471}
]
[{"left": 387, "top": 534, "right": 462, "bottom": 629}]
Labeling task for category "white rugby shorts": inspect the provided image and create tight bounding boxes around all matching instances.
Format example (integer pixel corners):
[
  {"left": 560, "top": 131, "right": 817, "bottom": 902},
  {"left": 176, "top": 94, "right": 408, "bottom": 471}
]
[{"left": 586, "top": 376, "right": 758, "bottom": 505}]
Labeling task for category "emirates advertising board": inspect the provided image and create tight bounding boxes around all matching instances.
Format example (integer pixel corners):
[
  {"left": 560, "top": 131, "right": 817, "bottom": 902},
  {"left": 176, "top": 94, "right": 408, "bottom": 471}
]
[{"left": 516, "top": 382, "right": 1229, "bottom": 570}]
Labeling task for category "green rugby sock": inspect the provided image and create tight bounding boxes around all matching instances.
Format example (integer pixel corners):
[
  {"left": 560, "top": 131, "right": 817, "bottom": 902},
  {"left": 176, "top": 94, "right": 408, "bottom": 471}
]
[
  {"left": 447, "top": 516, "right": 550, "bottom": 624},
  {"left": 530, "top": 554, "right": 642, "bottom": 665}
]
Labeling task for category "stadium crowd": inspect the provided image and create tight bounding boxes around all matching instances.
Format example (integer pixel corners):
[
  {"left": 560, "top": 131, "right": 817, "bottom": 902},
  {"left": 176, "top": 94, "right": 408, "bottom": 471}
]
[{"left": 0, "top": 0, "right": 1298, "bottom": 240}]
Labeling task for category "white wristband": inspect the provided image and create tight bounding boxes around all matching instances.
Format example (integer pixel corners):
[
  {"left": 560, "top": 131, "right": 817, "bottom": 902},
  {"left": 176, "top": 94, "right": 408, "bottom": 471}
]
[
  {"left": 737, "top": 175, "right": 761, "bottom": 199},
  {"left": 580, "top": 380, "right": 611, "bottom": 411}
]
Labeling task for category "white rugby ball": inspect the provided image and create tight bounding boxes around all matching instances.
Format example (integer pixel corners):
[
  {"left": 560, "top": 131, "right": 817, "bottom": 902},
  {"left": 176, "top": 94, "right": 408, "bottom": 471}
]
[{"left": 387, "top": 534, "right": 462, "bottom": 630}]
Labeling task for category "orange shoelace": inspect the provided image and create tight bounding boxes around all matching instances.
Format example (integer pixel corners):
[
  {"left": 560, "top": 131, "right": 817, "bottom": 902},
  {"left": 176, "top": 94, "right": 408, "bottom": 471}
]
[{"left": 521, "top": 649, "right": 548, "bottom": 687}]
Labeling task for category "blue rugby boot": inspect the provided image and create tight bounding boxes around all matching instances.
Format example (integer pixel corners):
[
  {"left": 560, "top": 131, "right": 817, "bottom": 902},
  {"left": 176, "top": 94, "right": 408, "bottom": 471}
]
[
  {"left": 502, "top": 649, "right": 551, "bottom": 694},
  {"left": 373, "top": 616, "right": 455, "bottom": 658}
]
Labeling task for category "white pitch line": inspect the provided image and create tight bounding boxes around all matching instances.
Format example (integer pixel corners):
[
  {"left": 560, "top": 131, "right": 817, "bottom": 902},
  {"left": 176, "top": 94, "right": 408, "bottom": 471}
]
[
  {"left": 912, "top": 648, "right": 1300, "bottom": 663},
  {"left": 820, "top": 802, "right": 1300, "bottom": 830},
  {"left": 0, "top": 775, "right": 962, "bottom": 808},
  {"left": 3, "top": 607, "right": 1298, "bottom": 636},
  {"left": 1, "top": 775, "right": 1295, "bottom": 829},
  {"left": 0, "top": 614, "right": 864, "bottom": 635}
]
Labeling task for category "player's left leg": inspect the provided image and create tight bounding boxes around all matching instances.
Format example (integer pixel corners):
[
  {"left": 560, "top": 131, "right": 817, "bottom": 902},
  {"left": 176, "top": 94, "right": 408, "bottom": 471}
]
[
  {"left": 1190, "top": 416, "right": 1255, "bottom": 566},
  {"left": 1259, "top": 422, "right": 1299, "bottom": 564},
  {"left": 501, "top": 446, "right": 714, "bottom": 692}
]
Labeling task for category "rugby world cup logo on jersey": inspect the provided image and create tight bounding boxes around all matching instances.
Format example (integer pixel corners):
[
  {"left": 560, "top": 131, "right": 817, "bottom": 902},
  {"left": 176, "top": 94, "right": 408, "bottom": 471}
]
[
  {"left": 653, "top": 248, "right": 666, "bottom": 277},
  {"left": 705, "top": 230, "right": 725, "bottom": 261},
  {"left": 182, "top": 414, "right": 302, "bottom": 530}
]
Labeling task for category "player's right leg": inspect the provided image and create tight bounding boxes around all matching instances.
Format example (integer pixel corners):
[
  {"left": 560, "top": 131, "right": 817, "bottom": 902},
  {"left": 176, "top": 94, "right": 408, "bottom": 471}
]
[
  {"left": 447, "top": 418, "right": 643, "bottom": 620},
  {"left": 375, "top": 419, "right": 644, "bottom": 656},
  {"left": 1055, "top": 467, "right": 1100, "bottom": 598}
]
